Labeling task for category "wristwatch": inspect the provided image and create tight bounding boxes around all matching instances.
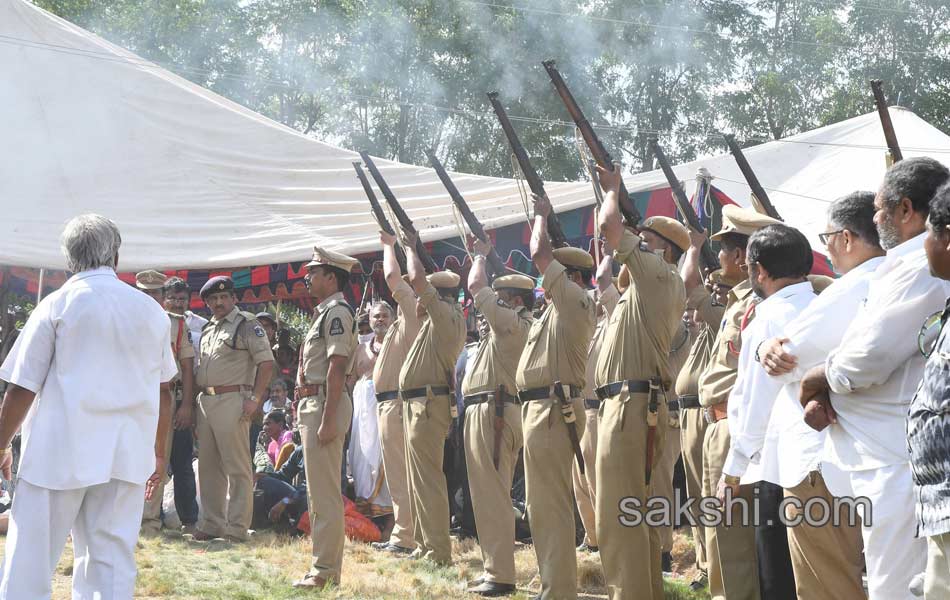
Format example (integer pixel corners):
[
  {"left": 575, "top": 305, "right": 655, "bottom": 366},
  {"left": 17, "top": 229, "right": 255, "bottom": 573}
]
[
  {"left": 723, "top": 474, "right": 741, "bottom": 486},
  {"left": 0, "top": 446, "right": 10, "bottom": 462}
]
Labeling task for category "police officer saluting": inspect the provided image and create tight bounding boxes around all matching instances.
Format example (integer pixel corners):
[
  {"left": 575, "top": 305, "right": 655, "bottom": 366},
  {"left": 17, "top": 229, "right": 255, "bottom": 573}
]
[
  {"left": 193, "top": 276, "right": 274, "bottom": 542},
  {"left": 463, "top": 238, "right": 535, "bottom": 597},
  {"left": 292, "top": 247, "right": 360, "bottom": 589}
]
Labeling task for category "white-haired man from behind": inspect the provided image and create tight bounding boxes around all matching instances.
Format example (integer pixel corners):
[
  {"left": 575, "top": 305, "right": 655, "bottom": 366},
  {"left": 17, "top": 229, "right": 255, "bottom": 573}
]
[{"left": 0, "top": 214, "right": 177, "bottom": 600}]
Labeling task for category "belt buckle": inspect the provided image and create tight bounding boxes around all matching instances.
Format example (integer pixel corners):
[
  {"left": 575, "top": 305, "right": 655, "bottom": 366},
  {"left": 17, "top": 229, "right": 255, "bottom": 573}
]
[{"left": 207, "top": 386, "right": 215, "bottom": 395}]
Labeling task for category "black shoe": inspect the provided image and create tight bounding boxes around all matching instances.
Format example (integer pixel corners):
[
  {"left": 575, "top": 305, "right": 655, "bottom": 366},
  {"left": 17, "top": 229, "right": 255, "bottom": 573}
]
[
  {"left": 371, "top": 542, "right": 412, "bottom": 555},
  {"left": 467, "top": 577, "right": 485, "bottom": 588},
  {"left": 576, "top": 541, "right": 598, "bottom": 553},
  {"left": 689, "top": 572, "right": 708, "bottom": 591},
  {"left": 469, "top": 582, "right": 516, "bottom": 597},
  {"left": 661, "top": 551, "right": 673, "bottom": 573}
]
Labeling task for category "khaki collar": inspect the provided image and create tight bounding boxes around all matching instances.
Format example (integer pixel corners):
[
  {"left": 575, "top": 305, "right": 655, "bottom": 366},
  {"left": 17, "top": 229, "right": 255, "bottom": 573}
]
[
  {"left": 316, "top": 291, "right": 345, "bottom": 313},
  {"left": 212, "top": 305, "right": 241, "bottom": 325}
]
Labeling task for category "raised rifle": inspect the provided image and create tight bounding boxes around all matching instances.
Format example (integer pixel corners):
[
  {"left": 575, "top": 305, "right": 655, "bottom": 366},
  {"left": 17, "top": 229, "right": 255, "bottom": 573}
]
[
  {"left": 359, "top": 151, "right": 439, "bottom": 273},
  {"left": 722, "top": 134, "right": 783, "bottom": 221},
  {"left": 425, "top": 148, "right": 509, "bottom": 277},
  {"left": 542, "top": 60, "right": 641, "bottom": 226},
  {"left": 486, "top": 91, "right": 569, "bottom": 248},
  {"left": 647, "top": 137, "right": 720, "bottom": 270},
  {"left": 870, "top": 79, "right": 903, "bottom": 163},
  {"left": 352, "top": 161, "right": 407, "bottom": 271}
]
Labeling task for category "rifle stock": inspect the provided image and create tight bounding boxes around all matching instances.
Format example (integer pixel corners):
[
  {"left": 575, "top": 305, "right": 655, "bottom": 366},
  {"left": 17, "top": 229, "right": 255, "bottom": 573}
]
[
  {"left": 359, "top": 151, "right": 439, "bottom": 274},
  {"left": 870, "top": 80, "right": 903, "bottom": 163},
  {"left": 647, "top": 138, "right": 719, "bottom": 270},
  {"left": 353, "top": 161, "right": 407, "bottom": 271},
  {"left": 723, "top": 135, "right": 783, "bottom": 221},
  {"left": 486, "top": 91, "right": 569, "bottom": 248},
  {"left": 541, "top": 60, "right": 641, "bottom": 226},
  {"left": 425, "top": 149, "right": 508, "bottom": 277}
]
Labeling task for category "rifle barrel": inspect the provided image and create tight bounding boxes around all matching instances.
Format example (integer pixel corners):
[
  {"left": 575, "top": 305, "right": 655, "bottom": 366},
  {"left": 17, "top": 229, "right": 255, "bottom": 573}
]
[
  {"left": 723, "top": 135, "right": 782, "bottom": 221},
  {"left": 353, "top": 161, "right": 407, "bottom": 271},
  {"left": 870, "top": 79, "right": 903, "bottom": 163}
]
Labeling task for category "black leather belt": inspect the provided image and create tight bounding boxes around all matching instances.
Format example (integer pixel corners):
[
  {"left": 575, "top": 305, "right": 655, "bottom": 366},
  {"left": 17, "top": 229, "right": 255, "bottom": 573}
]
[
  {"left": 518, "top": 384, "right": 581, "bottom": 403},
  {"left": 678, "top": 395, "right": 701, "bottom": 410},
  {"left": 401, "top": 385, "right": 451, "bottom": 400},
  {"left": 463, "top": 391, "right": 519, "bottom": 407},
  {"left": 595, "top": 380, "right": 652, "bottom": 401},
  {"left": 376, "top": 390, "right": 399, "bottom": 402},
  {"left": 584, "top": 398, "right": 601, "bottom": 410}
]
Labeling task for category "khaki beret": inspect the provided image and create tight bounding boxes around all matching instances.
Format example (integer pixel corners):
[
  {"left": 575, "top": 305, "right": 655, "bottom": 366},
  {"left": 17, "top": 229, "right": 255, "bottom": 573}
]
[
  {"left": 553, "top": 247, "right": 594, "bottom": 271},
  {"left": 808, "top": 274, "right": 835, "bottom": 295},
  {"left": 711, "top": 205, "right": 782, "bottom": 241},
  {"left": 305, "top": 246, "right": 359, "bottom": 273},
  {"left": 427, "top": 271, "right": 460, "bottom": 288},
  {"left": 200, "top": 276, "right": 234, "bottom": 299},
  {"left": 640, "top": 216, "right": 690, "bottom": 253},
  {"left": 135, "top": 269, "right": 167, "bottom": 290},
  {"left": 492, "top": 274, "right": 535, "bottom": 291}
]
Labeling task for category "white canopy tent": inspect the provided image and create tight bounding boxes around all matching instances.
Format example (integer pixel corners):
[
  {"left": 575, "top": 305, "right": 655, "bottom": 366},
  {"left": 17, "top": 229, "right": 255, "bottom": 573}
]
[{"left": 2, "top": 0, "right": 949, "bottom": 271}]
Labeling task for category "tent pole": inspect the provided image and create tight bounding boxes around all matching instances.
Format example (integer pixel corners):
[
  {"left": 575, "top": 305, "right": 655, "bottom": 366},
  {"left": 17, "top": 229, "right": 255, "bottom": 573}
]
[{"left": 37, "top": 268, "right": 45, "bottom": 303}]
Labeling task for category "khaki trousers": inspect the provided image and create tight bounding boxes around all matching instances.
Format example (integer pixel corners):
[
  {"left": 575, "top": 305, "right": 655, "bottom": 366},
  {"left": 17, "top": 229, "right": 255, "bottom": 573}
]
[
  {"left": 572, "top": 407, "right": 599, "bottom": 547},
  {"left": 596, "top": 390, "right": 667, "bottom": 600},
  {"left": 298, "top": 392, "right": 352, "bottom": 582},
  {"left": 655, "top": 418, "right": 681, "bottom": 554},
  {"left": 680, "top": 406, "right": 709, "bottom": 572},
  {"left": 377, "top": 397, "right": 414, "bottom": 549},
  {"left": 196, "top": 391, "right": 252, "bottom": 539},
  {"left": 702, "top": 419, "right": 760, "bottom": 600},
  {"left": 783, "top": 471, "right": 864, "bottom": 600},
  {"left": 926, "top": 531, "right": 950, "bottom": 600},
  {"left": 523, "top": 396, "right": 586, "bottom": 600},
  {"left": 464, "top": 399, "right": 524, "bottom": 585},
  {"left": 141, "top": 392, "right": 176, "bottom": 533},
  {"left": 403, "top": 389, "right": 453, "bottom": 565}
]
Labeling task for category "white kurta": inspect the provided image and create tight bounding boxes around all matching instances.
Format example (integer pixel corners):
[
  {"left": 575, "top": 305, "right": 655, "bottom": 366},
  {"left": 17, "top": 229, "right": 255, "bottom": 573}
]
[{"left": 348, "top": 377, "right": 392, "bottom": 508}]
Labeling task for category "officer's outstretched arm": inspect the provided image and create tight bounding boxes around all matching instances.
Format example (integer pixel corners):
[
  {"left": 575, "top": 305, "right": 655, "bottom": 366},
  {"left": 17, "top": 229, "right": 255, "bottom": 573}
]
[
  {"left": 596, "top": 163, "right": 624, "bottom": 251},
  {"left": 380, "top": 231, "right": 404, "bottom": 292},
  {"left": 530, "top": 193, "right": 554, "bottom": 274},
  {"left": 403, "top": 231, "right": 427, "bottom": 295}
]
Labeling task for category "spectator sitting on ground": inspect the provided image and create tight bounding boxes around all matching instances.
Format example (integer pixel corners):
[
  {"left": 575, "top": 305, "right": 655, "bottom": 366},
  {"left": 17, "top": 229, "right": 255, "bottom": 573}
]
[{"left": 263, "top": 410, "right": 293, "bottom": 466}]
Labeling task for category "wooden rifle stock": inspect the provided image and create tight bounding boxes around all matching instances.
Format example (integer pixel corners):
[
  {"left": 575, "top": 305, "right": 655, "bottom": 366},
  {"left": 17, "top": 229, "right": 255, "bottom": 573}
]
[
  {"left": 486, "top": 91, "right": 569, "bottom": 248},
  {"left": 647, "top": 138, "right": 719, "bottom": 270},
  {"left": 352, "top": 161, "right": 407, "bottom": 271},
  {"left": 723, "top": 135, "right": 783, "bottom": 221},
  {"left": 425, "top": 149, "right": 508, "bottom": 276},
  {"left": 542, "top": 59, "right": 641, "bottom": 226},
  {"left": 359, "top": 151, "right": 439, "bottom": 273},
  {"left": 870, "top": 80, "right": 903, "bottom": 163}
]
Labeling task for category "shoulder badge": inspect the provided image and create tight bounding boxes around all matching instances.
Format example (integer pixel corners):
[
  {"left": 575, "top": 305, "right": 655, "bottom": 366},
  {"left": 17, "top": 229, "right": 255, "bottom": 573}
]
[
  {"left": 328, "top": 317, "right": 345, "bottom": 336},
  {"left": 253, "top": 324, "right": 266, "bottom": 338},
  {"left": 496, "top": 298, "right": 510, "bottom": 308}
]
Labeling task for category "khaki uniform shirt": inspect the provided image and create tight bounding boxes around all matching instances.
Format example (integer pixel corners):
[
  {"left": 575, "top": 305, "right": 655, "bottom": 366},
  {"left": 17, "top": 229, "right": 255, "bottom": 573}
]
[
  {"left": 196, "top": 306, "right": 274, "bottom": 388},
  {"left": 516, "top": 260, "right": 596, "bottom": 391},
  {"left": 300, "top": 292, "right": 357, "bottom": 386},
  {"left": 697, "top": 279, "right": 757, "bottom": 408},
  {"left": 168, "top": 312, "right": 195, "bottom": 383},
  {"left": 674, "top": 287, "right": 725, "bottom": 397},
  {"left": 668, "top": 320, "right": 693, "bottom": 384},
  {"left": 373, "top": 279, "right": 422, "bottom": 394},
  {"left": 595, "top": 229, "right": 687, "bottom": 388},
  {"left": 461, "top": 287, "right": 533, "bottom": 397},
  {"left": 398, "top": 283, "right": 466, "bottom": 391},
  {"left": 583, "top": 285, "right": 620, "bottom": 401}
]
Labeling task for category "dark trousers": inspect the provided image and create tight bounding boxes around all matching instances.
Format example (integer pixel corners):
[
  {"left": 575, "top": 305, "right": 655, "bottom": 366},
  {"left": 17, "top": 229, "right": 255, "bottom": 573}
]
[
  {"left": 170, "top": 427, "right": 199, "bottom": 525},
  {"left": 754, "top": 481, "right": 797, "bottom": 600}
]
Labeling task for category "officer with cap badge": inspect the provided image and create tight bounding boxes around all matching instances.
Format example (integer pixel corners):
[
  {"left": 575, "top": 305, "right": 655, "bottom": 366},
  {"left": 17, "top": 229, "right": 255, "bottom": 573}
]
[
  {"left": 135, "top": 269, "right": 197, "bottom": 536},
  {"left": 292, "top": 246, "right": 360, "bottom": 589},
  {"left": 193, "top": 276, "right": 274, "bottom": 542},
  {"left": 592, "top": 161, "right": 688, "bottom": 600},
  {"left": 398, "top": 232, "right": 466, "bottom": 567},
  {"left": 462, "top": 238, "right": 535, "bottom": 597},
  {"left": 516, "top": 193, "right": 596, "bottom": 600}
]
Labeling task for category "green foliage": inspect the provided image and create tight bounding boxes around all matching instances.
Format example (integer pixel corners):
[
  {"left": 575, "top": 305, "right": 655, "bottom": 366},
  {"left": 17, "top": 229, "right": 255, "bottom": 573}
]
[{"left": 31, "top": 0, "right": 950, "bottom": 178}]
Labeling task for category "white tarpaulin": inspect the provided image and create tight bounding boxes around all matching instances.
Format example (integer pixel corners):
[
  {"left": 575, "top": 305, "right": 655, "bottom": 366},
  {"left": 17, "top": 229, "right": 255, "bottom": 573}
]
[{"left": 2, "top": 0, "right": 949, "bottom": 271}]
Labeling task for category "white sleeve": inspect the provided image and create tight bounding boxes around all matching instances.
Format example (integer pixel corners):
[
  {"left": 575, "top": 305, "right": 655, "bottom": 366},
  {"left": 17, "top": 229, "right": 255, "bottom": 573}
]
[
  {"left": 158, "top": 316, "right": 178, "bottom": 384},
  {"left": 0, "top": 300, "right": 55, "bottom": 393}
]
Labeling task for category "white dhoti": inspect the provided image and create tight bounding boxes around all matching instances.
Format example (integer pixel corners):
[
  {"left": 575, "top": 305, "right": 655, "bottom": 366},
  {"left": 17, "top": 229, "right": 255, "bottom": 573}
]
[
  {"left": 348, "top": 378, "right": 392, "bottom": 509},
  {"left": 0, "top": 478, "right": 145, "bottom": 600},
  {"left": 850, "top": 463, "right": 927, "bottom": 600}
]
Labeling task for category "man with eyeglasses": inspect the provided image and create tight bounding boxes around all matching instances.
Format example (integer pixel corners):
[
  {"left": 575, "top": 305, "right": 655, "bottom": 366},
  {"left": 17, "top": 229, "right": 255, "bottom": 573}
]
[
  {"left": 797, "top": 157, "right": 950, "bottom": 600},
  {"left": 754, "top": 191, "right": 884, "bottom": 600}
]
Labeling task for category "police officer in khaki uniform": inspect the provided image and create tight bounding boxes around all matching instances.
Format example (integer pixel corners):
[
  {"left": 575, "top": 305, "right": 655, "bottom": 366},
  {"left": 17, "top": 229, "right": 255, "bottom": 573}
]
[
  {"left": 398, "top": 233, "right": 467, "bottom": 566},
  {"left": 699, "top": 205, "right": 780, "bottom": 600},
  {"left": 292, "top": 247, "right": 360, "bottom": 589},
  {"left": 193, "top": 276, "right": 274, "bottom": 542},
  {"left": 136, "top": 270, "right": 197, "bottom": 535},
  {"left": 574, "top": 254, "right": 620, "bottom": 554},
  {"left": 593, "top": 161, "right": 688, "bottom": 600},
  {"left": 516, "top": 193, "right": 596, "bottom": 600},
  {"left": 463, "top": 238, "right": 534, "bottom": 597},
  {"left": 370, "top": 231, "right": 422, "bottom": 554}
]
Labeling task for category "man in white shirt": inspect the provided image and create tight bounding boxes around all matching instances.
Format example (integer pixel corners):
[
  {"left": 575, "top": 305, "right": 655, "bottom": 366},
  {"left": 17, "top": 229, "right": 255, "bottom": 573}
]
[
  {"left": 0, "top": 214, "right": 178, "bottom": 600},
  {"left": 716, "top": 224, "right": 816, "bottom": 600},
  {"left": 757, "top": 191, "right": 885, "bottom": 600},
  {"left": 799, "top": 157, "right": 950, "bottom": 599}
]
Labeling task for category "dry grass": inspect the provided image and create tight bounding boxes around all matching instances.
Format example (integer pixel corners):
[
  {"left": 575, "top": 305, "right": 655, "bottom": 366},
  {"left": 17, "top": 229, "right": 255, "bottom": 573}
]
[{"left": 5, "top": 528, "right": 709, "bottom": 599}]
